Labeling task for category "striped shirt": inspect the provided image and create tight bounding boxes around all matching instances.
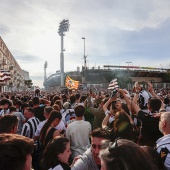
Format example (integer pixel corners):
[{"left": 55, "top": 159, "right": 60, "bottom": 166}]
[{"left": 21, "top": 117, "right": 40, "bottom": 139}]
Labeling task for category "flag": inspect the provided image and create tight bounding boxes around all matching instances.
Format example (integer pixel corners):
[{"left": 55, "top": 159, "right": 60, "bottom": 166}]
[
  {"left": 0, "top": 70, "right": 11, "bottom": 82},
  {"left": 108, "top": 79, "right": 119, "bottom": 89},
  {"left": 65, "top": 76, "right": 79, "bottom": 89}
]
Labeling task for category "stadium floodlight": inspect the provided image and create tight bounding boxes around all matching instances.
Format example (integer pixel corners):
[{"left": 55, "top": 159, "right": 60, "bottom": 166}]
[{"left": 58, "top": 19, "right": 69, "bottom": 86}]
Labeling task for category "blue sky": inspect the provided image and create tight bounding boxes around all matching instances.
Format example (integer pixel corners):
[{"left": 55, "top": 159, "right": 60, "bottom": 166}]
[{"left": 0, "top": 0, "right": 170, "bottom": 87}]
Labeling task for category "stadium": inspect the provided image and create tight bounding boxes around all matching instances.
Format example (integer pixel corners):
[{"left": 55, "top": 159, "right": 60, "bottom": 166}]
[{"left": 43, "top": 65, "right": 170, "bottom": 91}]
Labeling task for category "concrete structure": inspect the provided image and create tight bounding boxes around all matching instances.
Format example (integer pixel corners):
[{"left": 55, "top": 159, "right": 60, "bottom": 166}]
[
  {"left": 0, "top": 36, "right": 32, "bottom": 92},
  {"left": 58, "top": 19, "right": 69, "bottom": 86},
  {"left": 43, "top": 65, "right": 170, "bottom": 91}
]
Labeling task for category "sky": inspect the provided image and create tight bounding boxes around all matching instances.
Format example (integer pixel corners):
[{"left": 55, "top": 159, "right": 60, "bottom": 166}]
[{"left": 0, "top": 0, "right": 170, "bottom": 88}]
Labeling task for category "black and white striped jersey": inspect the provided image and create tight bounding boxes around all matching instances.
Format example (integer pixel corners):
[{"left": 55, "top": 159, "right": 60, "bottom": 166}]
[{"left": 21, "top": 117, "right": 40, "bottom": 139}]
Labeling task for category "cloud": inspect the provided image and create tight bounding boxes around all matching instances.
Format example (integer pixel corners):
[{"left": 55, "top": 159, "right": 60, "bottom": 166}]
[{"left": 1, "top": 0, "right": 170, "bottom": 88}]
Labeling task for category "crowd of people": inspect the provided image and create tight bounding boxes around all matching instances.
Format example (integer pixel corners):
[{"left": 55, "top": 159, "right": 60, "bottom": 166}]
[{"left": 0, "top": 82, "right": 170, "bottom": 170}]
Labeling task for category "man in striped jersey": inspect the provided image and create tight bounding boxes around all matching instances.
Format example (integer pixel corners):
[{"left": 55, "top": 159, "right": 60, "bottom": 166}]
[{"left": 21, "top": 107, "right": 40, "bottom": 139}]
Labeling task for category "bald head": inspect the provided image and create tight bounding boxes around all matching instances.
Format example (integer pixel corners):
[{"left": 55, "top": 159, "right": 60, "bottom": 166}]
[
  {"left": 159, "top": 112, "right": 170, "bottom": 135},
  {"left": 161, "top": 112, "right": 170, "bottom": 126}
]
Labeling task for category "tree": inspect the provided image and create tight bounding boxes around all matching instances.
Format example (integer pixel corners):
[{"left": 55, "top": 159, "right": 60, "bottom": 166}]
[{"left": 24, "top": 80, "right": 33, "bottom": 90}]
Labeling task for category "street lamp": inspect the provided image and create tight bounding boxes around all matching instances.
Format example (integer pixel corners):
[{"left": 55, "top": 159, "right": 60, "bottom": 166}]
[
  {"left": 82, "top": 37, "right": 87, "bottom": 85},
  {"left": 58, "top": 19, "right": 69, "bottom": 86}
]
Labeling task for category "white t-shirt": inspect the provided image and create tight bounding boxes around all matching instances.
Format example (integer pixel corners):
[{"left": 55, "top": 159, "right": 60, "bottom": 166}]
[{"left": 66, "top": 120, "right": 91, "bottom": 159}]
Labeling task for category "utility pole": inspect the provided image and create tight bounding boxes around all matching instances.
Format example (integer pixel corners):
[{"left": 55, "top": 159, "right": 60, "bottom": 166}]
[
  {"left": 44, "top": 61, "right": 47, "bottom": 81},
  {"left": 82, "top": 37, "right": 87, "bottom": 86}
]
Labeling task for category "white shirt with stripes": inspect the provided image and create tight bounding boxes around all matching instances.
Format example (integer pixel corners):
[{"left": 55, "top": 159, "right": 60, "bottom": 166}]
[{"left": 21, "top": 117, "right": 40, "bottom": 139}]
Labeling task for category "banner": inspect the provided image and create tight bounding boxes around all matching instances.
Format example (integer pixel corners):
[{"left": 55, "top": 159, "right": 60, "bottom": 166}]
[
  {"left": 65, "top": 76, "right": 79, "bottom": 89},
  {"left": 0, "top": 70, "right": 11, "bottom": 82}
]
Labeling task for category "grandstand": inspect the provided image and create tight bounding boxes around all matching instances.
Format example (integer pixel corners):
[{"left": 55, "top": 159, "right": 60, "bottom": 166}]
[{"left": 43, "top": 65, "right": 170, "bottom": 91}]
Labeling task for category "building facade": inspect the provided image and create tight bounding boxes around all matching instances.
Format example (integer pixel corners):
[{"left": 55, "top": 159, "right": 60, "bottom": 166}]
[{"left": 0, "top": 36, "right": 31, "bottom": 92}]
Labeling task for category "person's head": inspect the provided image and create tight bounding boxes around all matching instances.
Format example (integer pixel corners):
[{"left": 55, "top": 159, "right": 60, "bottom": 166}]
[
  {"left": 40, "top": 110, "right": 62, "bottom": 143},
  {"left": 21, "top": 102, "right": 29, "bottom": 111},
  {"left": 0, "top": 115, "right": 18, "bottom": 133},
  {"left": 15, "top": 100, "right": 22, "bottom": 108},
  {"left": 32, "top": 97, "right": 40, "bottom": 105},
  {"left": 52, "top": 95, "right": 61, "bottom": 103},
  {"left": 9, "top": 105, "right": 17, "bottom": 113},
  {"left": 159, "top": 112, "right": 170, "bottom": 135},
  {"left": 52, "top": 104, "right": 60, "bottom": 111},
  {"left": 24, "top": 107, "right": 35, "bottom": 120},
  {"left": 35, "top": 88, "right": 40, "bottom": 95},
  {"left": 40, "top": 136, "right": 71, "bottom": 169},
  {"left": 110, "top": 100, "right": 122, "bottom": 115},
  {"left": 44, "top": 106, "right": 53, "bottom": 119},
  {"left": 91, "top": 128, "right": 111, "bottom": 166},
  {"left": 49, "top": 110, "right": 62, "bottom": 127},
  {"left": 54, "top": 100, "right": 62, "bottom": 110},
  {"left": 70, "top": 94, "right": 76, "bottom": 104},
  {"left": 80, "top": 95, "right": 87, "bottom": 103},
  {"left": 63, "top": 102, "right": 71, "bottom": 110},
  {"left": 164, "top": 97, "right": 170, "bottom": 105},
  {"left": 0, "top": 99, "right": 12, "bottom": 110},
  {"left": 0, "top": 133, "right": 34, "bottom": 170},
  {"left": 147, "top": 98, "right": 162, "bottom": 112},
  {"left": 141, "top": 146, "right": 163, "bottom": 170},
  {"left": 74, "top": 105, "right": 85, "bottom": 117},
  {"left": 75, "top": 93, "right": 81, "bottom": 101},
  {"left": 100, "top": 139, "right": 157, "bottom": 170}
]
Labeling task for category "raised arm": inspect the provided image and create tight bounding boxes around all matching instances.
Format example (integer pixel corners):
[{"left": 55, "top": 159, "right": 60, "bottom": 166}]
[
  {"left": 118, "top": 89, "right": 132, "bottom": 111},
  {"left": 148, "top": 82, "right": 165, "bottom": 111},
  {"left": 132, "top": 82, "right": 141, "bottom": 115},
  {"left": 102, "top": 114, "right": 110, "bottom": 128}
]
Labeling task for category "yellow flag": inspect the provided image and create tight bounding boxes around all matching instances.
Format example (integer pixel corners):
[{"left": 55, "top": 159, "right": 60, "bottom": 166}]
[{"left": 65, "top": 76, "right": 79, "bottom": 89}]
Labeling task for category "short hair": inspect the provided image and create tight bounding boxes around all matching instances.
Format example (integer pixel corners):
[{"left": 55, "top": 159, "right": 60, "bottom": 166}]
[
  {"left": 70, "top": 95, "right": 76, "bottom": 104},
  {"left": 0, "top": 115, "right": 18, "bottom": 133},
  {"left": 80, "top": 95, "right": 87, "bottom": 102},
  {"left": 100, "top": 139, "right": 157, "bottom": 170},
  {"left": 9, "top": 106, "right": 17, "bottom": 112},
  {"left": 32, "top": 97, "right": 40, "bottom": 105},
  {"left": 74, "top": 105, "right": 85, "bottom": 117},
  {"left": 91, "top": 128, "right": 111, "bottom": 140},
  {"left": 21, "top": 102, "right": 29, "bottom": 109},
  {"left": 148, "top": 98, "right": 162, "bottom": 112},
  {"left": 15, "top": 100, "right": 22, "bottom": 106},
  {"left": 25, "top": 107, "right": 35, "bottom": 115},
  {"left": 44, "top": 106, "right": 53, "bottom": 114},
  {"left": 52, "top": 95, "right": 60, "bottom": 103},
  {"left": 35, "top": 88, "right": 40, "bottom": 94},
  {"left": 75, "top": 93, "right": 81, "bottom": 100},
  {"left": 164, "top": 98, "right": 170, "bottom": 105},
  {"left": 0, "top": 99, "right": 12, "bottom": 107},
  {"left": 40, "top": 137, "right": 69, "bottom": 170},
  {"left": 0, "top": 133, "right": 34, "bottom": 170}
]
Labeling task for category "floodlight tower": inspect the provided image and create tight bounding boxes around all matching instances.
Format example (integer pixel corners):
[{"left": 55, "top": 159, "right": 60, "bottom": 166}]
[
  {"left": 44, "top": 61, "right": 48, "bottom": 81},
  {"left": 58, "top": 19, "right": 69, "bottom": 86}
]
